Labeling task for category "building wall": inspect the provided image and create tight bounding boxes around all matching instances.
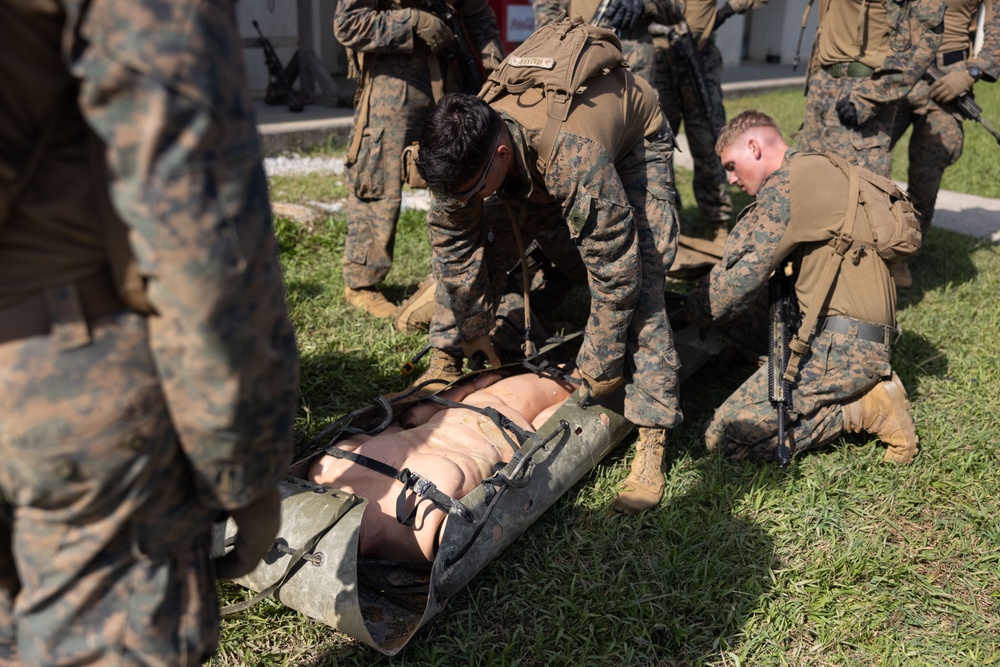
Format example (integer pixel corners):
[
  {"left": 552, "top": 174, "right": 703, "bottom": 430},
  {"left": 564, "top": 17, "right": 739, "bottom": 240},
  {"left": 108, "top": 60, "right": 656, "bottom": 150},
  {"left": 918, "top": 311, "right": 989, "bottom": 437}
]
[{"left": 237, "top": 0, "right": 819, "bottom": 102}]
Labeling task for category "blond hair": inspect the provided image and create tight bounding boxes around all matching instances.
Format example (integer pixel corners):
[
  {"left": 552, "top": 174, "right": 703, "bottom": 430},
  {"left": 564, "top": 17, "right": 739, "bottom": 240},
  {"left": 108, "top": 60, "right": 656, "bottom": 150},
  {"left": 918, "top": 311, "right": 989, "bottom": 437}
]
[{"left": 715, "top": 109, "right": 781, "bottom": 155}]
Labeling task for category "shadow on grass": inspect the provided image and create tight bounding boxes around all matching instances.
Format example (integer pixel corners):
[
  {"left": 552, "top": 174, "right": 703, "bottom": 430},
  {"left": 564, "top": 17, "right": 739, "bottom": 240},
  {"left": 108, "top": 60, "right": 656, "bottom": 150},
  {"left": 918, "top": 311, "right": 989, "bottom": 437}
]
[{"left": 898, "top": 227, "right": 988, "bottom": 310}]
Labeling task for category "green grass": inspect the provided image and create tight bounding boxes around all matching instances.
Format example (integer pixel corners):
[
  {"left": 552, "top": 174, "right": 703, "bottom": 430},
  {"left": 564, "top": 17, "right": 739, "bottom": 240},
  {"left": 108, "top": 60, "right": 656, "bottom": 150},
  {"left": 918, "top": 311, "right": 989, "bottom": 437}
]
[{"left": 210, "top": 94, "right": 1000, "bottom": 666}]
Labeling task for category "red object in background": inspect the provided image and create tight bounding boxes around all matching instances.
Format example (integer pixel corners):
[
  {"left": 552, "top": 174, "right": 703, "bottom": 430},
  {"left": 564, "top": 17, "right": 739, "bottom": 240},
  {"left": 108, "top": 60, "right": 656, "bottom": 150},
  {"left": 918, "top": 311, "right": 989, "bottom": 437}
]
[{"left": 488, "top": 0, "right": 535, "bottom": 55}]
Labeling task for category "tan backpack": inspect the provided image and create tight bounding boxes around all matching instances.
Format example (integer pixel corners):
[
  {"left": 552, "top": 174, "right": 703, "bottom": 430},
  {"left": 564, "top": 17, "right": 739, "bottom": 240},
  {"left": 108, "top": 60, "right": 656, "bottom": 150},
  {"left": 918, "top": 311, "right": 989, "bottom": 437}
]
[
  {"left": 478, "top": 15, "right": 627, "bottom": 174},
  {"left": 784, "top": 153, "right": 921, "bottom": 382}
]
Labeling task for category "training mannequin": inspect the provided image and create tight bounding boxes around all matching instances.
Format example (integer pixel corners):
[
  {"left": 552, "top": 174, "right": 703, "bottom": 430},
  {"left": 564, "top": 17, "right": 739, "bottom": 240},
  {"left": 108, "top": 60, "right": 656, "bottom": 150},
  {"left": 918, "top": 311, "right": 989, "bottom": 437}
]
[{"left": 309, "top": 371, "right": 576, "bottom": 560}]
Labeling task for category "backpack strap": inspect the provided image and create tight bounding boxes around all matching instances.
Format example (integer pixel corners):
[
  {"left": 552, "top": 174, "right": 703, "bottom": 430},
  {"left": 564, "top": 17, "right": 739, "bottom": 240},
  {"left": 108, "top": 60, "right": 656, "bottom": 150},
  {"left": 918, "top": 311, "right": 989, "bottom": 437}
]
[{"left": 783, "top": 153, "right": 860, "bottom": 384}]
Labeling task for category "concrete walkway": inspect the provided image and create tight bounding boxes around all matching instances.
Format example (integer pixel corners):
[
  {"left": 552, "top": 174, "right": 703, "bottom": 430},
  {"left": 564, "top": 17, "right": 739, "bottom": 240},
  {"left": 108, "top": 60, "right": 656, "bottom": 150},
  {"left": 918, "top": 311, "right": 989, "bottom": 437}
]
[{"left": 257, "top": 71, "right": 1000, "bottom": 242}]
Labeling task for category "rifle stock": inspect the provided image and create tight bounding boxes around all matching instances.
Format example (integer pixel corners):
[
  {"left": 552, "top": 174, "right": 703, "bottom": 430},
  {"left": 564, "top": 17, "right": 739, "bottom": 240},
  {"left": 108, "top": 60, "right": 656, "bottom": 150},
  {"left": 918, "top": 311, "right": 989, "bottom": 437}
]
[
  {"left": 422, "top": 0, "right": 486, "bottom": 94},
  {"left": 252, "top": 21, "right": 304, "bottom": 113},
  {"left": 926, "top": 64, "right": 1000, "bottom": 145}
]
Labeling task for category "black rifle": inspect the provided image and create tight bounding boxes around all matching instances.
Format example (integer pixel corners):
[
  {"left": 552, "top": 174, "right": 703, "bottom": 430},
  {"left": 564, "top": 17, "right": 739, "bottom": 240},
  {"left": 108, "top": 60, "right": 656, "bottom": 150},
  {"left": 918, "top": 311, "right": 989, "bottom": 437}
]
[
  {"left": 926, "top": 64, "right": 1000, "bottom": 145},
  {"left": 650, "top": 22, "right": 722, "bottom": 138},
  {"left": 768, "top": 267, "right": 796, "bottom": 468},
  {"left": 252, "top": 20, "right": 304, "bottom": 113},
  {"left": 422, "top": 0, "right": 486, "bottom": 94}
]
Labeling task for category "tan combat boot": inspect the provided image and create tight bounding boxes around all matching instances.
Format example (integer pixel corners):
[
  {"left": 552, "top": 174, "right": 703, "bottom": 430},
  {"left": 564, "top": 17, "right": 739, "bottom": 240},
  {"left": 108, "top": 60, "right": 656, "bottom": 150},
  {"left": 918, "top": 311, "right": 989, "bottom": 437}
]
[
  {"left": 344, "top": 286, "right": 396, "bottom": 319},
  {"left": 842, "top": 372, "right": 919, "bottom": 464},
  {"left": 413, "top": 348, "right": 464, "bottom": 387},
  {"left": 395, "top": 275, "right": 437, "bottom": 333},
  {"left": 612, "top": 427, "right": 667, "bottom": 515}
]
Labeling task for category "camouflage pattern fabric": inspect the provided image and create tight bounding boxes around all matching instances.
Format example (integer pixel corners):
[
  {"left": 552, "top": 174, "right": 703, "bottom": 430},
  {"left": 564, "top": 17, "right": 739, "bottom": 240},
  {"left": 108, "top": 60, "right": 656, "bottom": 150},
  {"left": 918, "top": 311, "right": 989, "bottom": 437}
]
[
  {"left": 652, "top": 34, "right": 733, "bottom": 227},
  {"left": 704, "top": 328, "right": 890, "bottom": 461},
  {"left": 427, "top": 116, "right": 683, "bottom": 428},
  {"left": 532, "top": 0, "right": 683, "bottom": 88},
  {"left": 1, "top": 0, "right": 298, "bottom": 663},
  {"left": 687, "top": 151, "right": 897, "bottom": 459},
  {"left": 798, "top": 0, "right": 946, "bottom": 178},
  {"left": 890, "top": 74, "right": 965, "bottom": 231},
  {"left": 0, "top": 313, "right": 220, "bottom": 665},
  {"left": 890, "top": 0, "right": 1000, "bottom": 230},
  {"left": 337, "top": 0, "right": 503, "bottom": 290}
]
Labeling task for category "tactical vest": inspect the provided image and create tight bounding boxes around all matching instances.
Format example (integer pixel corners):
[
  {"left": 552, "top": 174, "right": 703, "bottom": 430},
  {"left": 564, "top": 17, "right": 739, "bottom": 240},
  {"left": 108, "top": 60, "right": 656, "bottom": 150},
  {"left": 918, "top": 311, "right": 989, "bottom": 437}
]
[
  {"left": 0, "top": 0, "right": 151, "bottom": 315},
  {"left": 781, "top": 152, "right": 919, "bottom": 381}
]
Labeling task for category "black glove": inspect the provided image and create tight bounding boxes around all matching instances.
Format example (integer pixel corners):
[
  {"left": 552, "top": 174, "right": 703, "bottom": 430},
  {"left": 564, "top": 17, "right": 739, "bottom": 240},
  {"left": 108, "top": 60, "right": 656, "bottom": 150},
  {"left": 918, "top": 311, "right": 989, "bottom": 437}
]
[
  {"left": 835, "top": 97, "right": 860, "bottom": 127},
  {"left": 605, "top": 0, "right": 644, "bottom": 30},
  {"left": 715, "top": 2, "right": 736, "bottom": 29}
]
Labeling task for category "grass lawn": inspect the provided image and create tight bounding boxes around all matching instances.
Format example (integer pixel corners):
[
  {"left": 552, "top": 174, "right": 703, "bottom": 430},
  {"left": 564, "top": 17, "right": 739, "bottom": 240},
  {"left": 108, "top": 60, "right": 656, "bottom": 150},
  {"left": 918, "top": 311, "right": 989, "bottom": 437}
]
[{"left": 211, "top": 87, "right": 1000, "bottom": 666}]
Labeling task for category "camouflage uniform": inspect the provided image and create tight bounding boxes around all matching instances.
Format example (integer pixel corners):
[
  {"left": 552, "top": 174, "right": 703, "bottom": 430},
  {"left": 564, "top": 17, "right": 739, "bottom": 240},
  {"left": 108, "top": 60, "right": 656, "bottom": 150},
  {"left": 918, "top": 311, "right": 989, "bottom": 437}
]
[
  {"left": 890, "top": 0, "right": 1000, "bottom": 230},
  {"left": 337, "top": 0, "right": 503, "bottom": 291},
  {"left": 798, "top": 0, "right": 946, "bottom": 178},
  {"left": 686, "top": 151, "right": 900, "bottom": 460},
  {"left": 532, "top": 0, "right": 682, "bottom": 87},
  {"left": 0, "top": 1, "right": 298, "bottom": 664},
  {"left": 651, "top": 0, "right": 766, "bottom": 230},
  {"left": 427, "top": 69, "right": 683, "bottom": 428}
]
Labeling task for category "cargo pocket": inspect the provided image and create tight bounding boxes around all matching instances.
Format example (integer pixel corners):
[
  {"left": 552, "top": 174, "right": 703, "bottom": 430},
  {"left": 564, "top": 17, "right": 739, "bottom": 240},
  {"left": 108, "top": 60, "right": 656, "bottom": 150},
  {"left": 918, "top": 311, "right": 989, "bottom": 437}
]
[{"left": 352, "top": 126, "right": 386, "bottom": 199}]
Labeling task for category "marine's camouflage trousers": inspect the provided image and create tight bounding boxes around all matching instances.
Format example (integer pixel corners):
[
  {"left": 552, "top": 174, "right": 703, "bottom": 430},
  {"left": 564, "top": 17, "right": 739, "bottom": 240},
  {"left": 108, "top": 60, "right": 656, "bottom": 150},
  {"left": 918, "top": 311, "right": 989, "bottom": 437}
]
[
  {"left": 621, "top": 37, "right": 655, "bottom": 91},
  {"left": 343, "top": 57, "right": 436, "bottom": 289},
  {"left": 652, "top": 36, "right": 732, "bottom": 227},
  {"left": 798, "top": 68, "right": 899, "bottom": 178},
  {"left": 0, "top": 311, "right": 219, "bottom": 666},
  {"left": 705, "top": 328, "right": 893, "bottom": 461},
  {"left": 890, "top": 75, "right": 965, "bottom": 231}
]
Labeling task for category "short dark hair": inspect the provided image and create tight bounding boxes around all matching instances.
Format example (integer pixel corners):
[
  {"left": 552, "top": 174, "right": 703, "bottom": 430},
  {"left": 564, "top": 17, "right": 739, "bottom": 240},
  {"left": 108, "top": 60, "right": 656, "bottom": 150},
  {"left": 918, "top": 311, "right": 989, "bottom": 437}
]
[{"left": 416, "top": 93, "right": 505, "bottom": 197}]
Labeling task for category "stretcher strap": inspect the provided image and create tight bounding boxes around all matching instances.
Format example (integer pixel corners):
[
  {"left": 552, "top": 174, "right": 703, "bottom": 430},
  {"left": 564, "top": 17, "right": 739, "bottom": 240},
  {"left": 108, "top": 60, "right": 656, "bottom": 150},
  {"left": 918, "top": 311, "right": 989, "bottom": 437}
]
[
  {"left": 444, "top": 419, "right": 570, "bottom": 567},
  {"left": 323, "top": 447, "right": 474, "bottom": 523}
]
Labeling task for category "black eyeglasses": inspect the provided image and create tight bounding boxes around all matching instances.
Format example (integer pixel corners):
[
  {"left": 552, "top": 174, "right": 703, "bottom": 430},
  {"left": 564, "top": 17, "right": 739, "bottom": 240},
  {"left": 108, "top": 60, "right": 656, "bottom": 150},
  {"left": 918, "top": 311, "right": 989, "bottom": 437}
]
[{"left": 456, "top": 134, "right": 501, "bottom": 201}]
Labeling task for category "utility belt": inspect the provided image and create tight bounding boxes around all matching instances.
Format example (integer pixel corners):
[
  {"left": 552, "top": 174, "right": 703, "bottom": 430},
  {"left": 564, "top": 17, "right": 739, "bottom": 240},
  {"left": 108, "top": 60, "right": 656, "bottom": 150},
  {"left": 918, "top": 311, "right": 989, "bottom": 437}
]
[
  {"left": 819, "top": 315, "right": 900, "bottom": 347},
  {"left": 0, "top": 268, "right": 128, "bottom": 349},
  {"left": 821, "top": 61, "right": 875, "bottom": 78},
  {"left": 937, "top": 48, "right": 969, "bottom": 67}
]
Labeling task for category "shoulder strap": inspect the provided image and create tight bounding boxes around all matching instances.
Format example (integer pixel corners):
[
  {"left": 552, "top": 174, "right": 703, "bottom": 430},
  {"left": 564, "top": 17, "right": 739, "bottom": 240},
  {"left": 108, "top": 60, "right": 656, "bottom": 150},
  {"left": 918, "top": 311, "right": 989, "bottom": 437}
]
[{"left": 783, "top": 153, "right": 860, "bottom": 384}]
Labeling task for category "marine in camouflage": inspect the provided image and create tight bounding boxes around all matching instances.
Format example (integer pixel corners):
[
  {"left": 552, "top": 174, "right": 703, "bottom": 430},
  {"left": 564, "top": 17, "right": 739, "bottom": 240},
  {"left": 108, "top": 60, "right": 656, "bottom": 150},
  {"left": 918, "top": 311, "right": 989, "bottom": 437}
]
[
  {"left": 0, "top": 0, "right": 298, "bottom": 664},
  {"left": 687, "top": 148, "right": 898, "bottom": 460},
  {"left": 426, "top": 85, "right": 683, "bottom": 428},
  {"left": 798, "top": 0, "right": 946, "bottom": 178},
  {"left": 337, "top": 0, "right": 503, "bottom": 290},
  {"left": 890, "top": 0, "right": 1000, "bottom": 229}
]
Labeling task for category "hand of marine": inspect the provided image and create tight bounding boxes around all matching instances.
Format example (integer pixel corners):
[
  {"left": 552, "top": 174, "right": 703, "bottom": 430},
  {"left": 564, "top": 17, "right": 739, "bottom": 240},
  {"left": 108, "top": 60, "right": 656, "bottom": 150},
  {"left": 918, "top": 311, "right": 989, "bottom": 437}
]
[
  {"left": 413, "top": 10, "right": 454, "bottom": 54},
  {"left": 928, "top": 69, "right": 975, "bottom": 104},
  {"left": 581, "top": 371, "right": 625, "bottom": 399},
  {"left": 605, "top": 0, "right": 644, "bottom": 30},
  {"left": 462, "top": 334, "right": 502, "bottom": 369},
  {"left": 215, "top": 488, "right": 282, "bottom": 580},
  {"left": 835, "top": 97, "right": 861, "bottom": 127}
]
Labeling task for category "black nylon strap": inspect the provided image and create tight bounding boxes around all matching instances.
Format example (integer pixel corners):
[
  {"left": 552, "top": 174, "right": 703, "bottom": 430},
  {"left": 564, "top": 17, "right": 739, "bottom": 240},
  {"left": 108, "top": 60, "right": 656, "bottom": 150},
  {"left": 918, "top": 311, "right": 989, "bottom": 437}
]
[{"left": 323, "top": 447, "right": 473, "bottom": 523}]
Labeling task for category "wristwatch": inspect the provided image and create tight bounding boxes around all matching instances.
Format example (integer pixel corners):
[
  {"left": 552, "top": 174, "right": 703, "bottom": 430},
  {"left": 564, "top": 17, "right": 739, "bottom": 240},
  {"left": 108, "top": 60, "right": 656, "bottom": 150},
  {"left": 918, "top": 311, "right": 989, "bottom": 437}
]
[{"left": 967, "top": 66, "right": 982, "bottom": 82}]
